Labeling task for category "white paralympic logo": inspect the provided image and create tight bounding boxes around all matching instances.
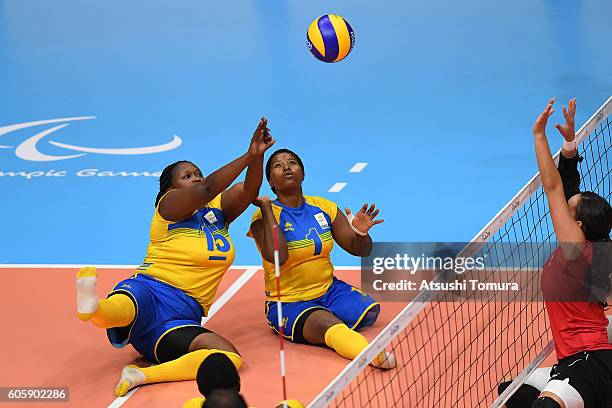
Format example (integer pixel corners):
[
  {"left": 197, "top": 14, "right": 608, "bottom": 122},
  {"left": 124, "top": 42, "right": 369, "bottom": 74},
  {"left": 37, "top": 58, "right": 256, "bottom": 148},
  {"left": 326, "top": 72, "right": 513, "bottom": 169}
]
[{"left": 0, "top": 116, "right": 182, "bottom": 162}]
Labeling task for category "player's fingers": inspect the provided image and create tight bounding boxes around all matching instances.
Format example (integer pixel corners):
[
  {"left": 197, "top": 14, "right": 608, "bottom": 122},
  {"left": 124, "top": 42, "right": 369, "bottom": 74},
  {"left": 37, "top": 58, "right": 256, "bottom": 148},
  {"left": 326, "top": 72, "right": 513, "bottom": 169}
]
[
  {"left": 546, "top": 99, "right": 555, "bottom": 113},
  {"left": 371, "top": 209, "right": 380, "bottom": 219},
  {"left": 361, "top": 203, "right": 368, "bottom": 213},
  {"left": 345, "top": 207, "right": 351, "bottom": 215},
  {"left": 373, "top": 219, "right": 384, "bottom": 225}
]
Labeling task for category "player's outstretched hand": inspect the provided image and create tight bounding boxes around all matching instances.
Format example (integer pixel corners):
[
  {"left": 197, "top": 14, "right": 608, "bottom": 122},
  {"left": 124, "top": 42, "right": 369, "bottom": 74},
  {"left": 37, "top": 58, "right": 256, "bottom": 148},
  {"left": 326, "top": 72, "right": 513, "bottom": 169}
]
[
  {"left": 533, "top": 98, "right": 555, "bottom": 137},
  {"left": 555, "top": 98, "right": 577, "bottom": 142},
  {"left": 248, "top": 117, "right": 275, "bottom": 158},
  {"left": 345, "top": 203, "right": 384, "bottom": 234}
]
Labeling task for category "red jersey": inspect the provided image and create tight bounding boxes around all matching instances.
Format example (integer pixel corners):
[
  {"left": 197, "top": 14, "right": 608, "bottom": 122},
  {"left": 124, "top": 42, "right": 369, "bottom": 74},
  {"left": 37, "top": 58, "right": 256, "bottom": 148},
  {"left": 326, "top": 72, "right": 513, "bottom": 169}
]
[{"left": 541, "top": 242, "right": 612, "bottom": 360}]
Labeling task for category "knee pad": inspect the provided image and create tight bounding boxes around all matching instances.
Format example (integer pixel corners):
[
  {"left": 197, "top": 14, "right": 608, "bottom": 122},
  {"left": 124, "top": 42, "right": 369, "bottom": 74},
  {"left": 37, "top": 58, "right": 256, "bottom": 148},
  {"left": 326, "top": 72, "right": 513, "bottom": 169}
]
[
  {"left": 498, "top": 381, "right": 540, "bottom": 408},
  {"left": 357, "top": 304, "right": 380, "bottom": 330},
  {"left": 541, "top": 379, "right": 584, "bottom": 408},
  {"left": 532, "top": 397, "right": 562, "bottom": 408}
]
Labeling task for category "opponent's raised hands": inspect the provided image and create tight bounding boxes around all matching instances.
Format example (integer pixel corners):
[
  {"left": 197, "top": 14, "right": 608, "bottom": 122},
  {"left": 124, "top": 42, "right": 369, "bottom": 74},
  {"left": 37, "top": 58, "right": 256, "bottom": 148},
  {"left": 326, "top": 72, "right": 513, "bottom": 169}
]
[
  {"left": 533, "top": 97, "right": 555, "bottom": 137},
  {"left": 554, "top": 98, "right": 577, "bottom": 142}
]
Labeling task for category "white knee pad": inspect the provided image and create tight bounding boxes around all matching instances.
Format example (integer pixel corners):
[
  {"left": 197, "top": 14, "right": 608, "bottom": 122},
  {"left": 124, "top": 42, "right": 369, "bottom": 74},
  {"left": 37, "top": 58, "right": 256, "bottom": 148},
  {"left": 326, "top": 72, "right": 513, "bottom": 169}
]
[
  {"left": 525, "top": 367, "right": 553, "bottom": 391},
  {"left": 607, "top": 315, "right": 611, "bottom": 343},
  {"left": 541, "top": 378, "right": 584, "bottom": 408}
]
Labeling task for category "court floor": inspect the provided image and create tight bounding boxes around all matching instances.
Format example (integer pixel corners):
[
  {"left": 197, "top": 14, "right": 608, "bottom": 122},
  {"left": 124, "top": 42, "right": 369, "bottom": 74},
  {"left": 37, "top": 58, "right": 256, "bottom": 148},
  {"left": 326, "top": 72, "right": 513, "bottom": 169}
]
[{"left": 1, "top": 264, "right": 577, "bottom": 408}]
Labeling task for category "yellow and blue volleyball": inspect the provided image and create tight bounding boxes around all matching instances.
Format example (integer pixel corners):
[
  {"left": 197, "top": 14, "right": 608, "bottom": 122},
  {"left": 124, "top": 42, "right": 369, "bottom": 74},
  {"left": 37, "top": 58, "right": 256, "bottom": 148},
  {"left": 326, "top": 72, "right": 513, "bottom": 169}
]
[{"left": 307, "top": 14, "right": 355, "bottom": 63}]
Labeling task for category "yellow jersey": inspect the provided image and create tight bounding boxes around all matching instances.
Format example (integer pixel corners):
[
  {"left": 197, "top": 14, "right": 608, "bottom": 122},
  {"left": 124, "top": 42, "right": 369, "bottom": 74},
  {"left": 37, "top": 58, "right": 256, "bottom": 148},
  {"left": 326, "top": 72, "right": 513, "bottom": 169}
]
[
  {"left": 137, "top": 193, "right": 235, "bottom": 314},
  {"left": 248, "top": 196, "right": 337, "bottom": 302}
]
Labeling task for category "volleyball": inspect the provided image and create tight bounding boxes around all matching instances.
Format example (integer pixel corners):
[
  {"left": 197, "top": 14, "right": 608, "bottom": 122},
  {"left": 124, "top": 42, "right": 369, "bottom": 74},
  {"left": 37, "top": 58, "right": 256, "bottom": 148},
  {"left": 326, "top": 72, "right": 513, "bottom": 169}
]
[{"left": 306, "top": 14, "right": 355, "bottom": 63}]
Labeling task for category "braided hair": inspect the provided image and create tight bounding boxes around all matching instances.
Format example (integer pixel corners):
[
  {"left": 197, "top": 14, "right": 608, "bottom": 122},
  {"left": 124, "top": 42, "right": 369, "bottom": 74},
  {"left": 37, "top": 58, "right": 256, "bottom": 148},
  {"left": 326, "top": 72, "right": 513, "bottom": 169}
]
[
  {"left": 265, "top": 149, "right": 305, "bottom": 194},
  {"left": 155, "top": 160, "right": 193, "bottom": 207}
]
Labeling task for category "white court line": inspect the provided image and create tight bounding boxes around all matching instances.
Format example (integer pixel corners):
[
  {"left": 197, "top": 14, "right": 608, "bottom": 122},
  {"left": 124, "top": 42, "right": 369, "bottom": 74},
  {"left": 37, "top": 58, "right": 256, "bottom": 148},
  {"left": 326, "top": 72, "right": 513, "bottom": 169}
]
[
  {"left": 103, "top": 266, "right": 259, "bottom": 408},
  {"left": 0, "top": 264, "right": 258, "bottom": 269},
  {"left": 106, "top": 389, "right": 138, "bottom": 408},
  {"left": 202, "top": 266, "right": 259, "bottom": 324},
  {"left": 349, "top": 162, "right": 367, "bottom": 173},
  {"left": 328, "top": 182, "right": 347, "bottom": 193},
  {"left": 0, "top": 264, "right": 360, "bottom": 270}
]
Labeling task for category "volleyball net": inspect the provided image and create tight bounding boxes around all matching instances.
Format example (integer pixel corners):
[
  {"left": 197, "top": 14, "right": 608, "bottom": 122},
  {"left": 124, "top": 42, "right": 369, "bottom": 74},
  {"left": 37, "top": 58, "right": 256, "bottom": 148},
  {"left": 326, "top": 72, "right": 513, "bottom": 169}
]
[{"left": 308, "top": 96, "right": 612, "bottom": 408}]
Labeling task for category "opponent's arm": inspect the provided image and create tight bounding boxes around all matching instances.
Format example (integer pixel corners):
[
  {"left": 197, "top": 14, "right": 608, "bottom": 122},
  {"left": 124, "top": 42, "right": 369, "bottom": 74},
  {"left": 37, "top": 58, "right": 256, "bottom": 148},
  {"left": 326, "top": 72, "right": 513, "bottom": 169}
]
[
  {"left": 159, "top": 118, "right": 272, "bottom": 222},
  {"left": 555, "top": 98, "right": 581, "bottom": 200},
  {"left": 222, "top": 119, "right": 275, "bottom": 224},
  {"left": 332, "top": 203, "right": 383, "bottom": 257},
  {"left": 250, "top": 196, "right": 289, "bottom": 264},
  {"left": 533, "top": 98, "right": 584, "bottom": 256}
]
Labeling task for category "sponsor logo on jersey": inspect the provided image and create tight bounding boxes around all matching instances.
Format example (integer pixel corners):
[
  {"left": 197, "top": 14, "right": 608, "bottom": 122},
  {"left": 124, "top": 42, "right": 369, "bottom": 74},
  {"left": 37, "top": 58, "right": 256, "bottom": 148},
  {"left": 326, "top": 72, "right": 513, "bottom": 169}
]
[{"left": 315, "top": 212, "right": 329, "bottom": 229}]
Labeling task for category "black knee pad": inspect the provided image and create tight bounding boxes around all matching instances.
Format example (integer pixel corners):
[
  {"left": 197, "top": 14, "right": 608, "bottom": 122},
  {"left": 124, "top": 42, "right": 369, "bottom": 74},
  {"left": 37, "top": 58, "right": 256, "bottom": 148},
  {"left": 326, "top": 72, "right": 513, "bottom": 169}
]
[
  {"left": 532, "top": 396, "right": 561, "bottom": 408},
  {"left": 498, "top": 381, "right": 540, "bottom": 408}
]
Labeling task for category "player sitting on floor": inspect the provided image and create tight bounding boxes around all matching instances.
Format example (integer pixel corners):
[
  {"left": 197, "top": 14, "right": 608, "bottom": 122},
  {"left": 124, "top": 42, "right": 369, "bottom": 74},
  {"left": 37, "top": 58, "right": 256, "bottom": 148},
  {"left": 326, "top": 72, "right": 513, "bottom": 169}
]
[
  {"left": 76, "top": 118, "right": 274, "bottom": 396},
  {"left": 248, "top": 148, "right": 395, "bottom": 369},
  {"left": 499, "top": 98, "right": 612, "bottom": 408}
]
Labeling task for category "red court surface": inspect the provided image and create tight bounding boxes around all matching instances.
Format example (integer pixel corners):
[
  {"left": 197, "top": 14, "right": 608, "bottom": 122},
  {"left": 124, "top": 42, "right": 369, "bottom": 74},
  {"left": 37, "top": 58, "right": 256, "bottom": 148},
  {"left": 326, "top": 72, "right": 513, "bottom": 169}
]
[{"left": 0, "top": 267, "right": 406, "bottom": 408}]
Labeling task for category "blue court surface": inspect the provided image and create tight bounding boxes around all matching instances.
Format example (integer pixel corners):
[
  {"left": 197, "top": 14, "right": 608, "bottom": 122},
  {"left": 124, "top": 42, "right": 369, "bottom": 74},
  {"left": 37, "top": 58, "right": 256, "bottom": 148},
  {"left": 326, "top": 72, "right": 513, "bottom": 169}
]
[{"left": 1, "top": 0, "right": 612, "bottom": 266}]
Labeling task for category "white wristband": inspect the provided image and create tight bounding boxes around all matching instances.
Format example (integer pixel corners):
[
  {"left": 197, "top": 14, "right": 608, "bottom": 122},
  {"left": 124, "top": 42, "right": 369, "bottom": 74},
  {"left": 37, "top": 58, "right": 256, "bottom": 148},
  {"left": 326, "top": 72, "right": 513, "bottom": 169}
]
[
  {"left": 563, "top": 139, "right": 577, "bottom": 151},
  {"left": 346, "top": 212, "right": 368, "bottom": 236}
]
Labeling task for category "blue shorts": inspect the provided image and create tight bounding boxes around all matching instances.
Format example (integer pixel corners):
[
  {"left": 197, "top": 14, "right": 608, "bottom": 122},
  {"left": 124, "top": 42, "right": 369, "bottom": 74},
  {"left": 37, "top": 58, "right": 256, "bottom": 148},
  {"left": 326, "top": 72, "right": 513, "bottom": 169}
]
[
  {"left": 265, "top": 278, "right": 380, "bottom": 343},
  {"left": 106, "top": 274, "right": 204, "bottom": 363}
]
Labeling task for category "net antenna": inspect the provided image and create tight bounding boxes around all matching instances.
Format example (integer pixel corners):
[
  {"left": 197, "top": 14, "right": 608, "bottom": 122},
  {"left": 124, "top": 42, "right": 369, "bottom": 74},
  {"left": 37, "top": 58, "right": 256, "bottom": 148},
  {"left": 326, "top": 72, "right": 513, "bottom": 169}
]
[
  {"left": 308, "top": 96, "right": 612, "bottom": 408},
  {"left": 273, "top": 225, "right": 289, "bottom": 408}
]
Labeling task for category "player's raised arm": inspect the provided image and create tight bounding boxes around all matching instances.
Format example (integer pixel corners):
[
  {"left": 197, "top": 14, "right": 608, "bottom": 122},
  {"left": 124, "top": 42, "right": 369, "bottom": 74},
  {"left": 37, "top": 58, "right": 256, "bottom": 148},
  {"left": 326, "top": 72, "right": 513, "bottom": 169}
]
[
  {"left": 555, "top": 98, "right": 581, "bottom": 200},
  {"left": 533, "top": 98, "right": 584, "bottom": 248},
  {"left": 250, "top": 196, "right": 289, "bottom": 264},
  {"left": 222, "top": 118, "right": 275, "bottom": 224},
  {"left": 158, "top": 117, "right": 271, "bottom": 222},
  {"left": 331, "top": 203, "right": 383, "bottom": 257}
]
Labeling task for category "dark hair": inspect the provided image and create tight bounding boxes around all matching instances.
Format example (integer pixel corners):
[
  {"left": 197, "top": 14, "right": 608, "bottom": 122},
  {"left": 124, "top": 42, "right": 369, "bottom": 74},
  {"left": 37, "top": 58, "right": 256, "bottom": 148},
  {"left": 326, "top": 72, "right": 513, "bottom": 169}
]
[
  {"left": 576, "top": 192, "right": 612, "bottom": 242},
  {"left": 265, "top": 148, "right": 305, "bottom": 194},
  {"left": 202, "top": 389, "right": 247, "bottom": 408},
  {"left": 576, "top": 191, "right": 612, "bottom": 305},
  {"left": 154, "top": 160, "right": 193, "bottom": 207},
  {"left": 197, "top": 353, "right": 240, "bottom": 397}
]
